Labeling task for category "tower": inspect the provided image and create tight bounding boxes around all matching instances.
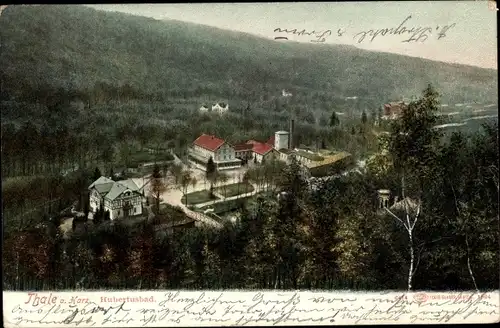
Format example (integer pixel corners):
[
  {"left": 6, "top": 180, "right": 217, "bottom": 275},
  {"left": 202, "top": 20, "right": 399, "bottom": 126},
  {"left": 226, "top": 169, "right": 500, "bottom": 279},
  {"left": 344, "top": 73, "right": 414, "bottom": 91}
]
[
  {"left": 274, "top": 131, "right": 289, "bottom": 151},
  {"left": 378, "top": 189, "right": 391, "bottom": 210},
  {"left": 289, "top": 119, "right": 295, "bottom": 149}
]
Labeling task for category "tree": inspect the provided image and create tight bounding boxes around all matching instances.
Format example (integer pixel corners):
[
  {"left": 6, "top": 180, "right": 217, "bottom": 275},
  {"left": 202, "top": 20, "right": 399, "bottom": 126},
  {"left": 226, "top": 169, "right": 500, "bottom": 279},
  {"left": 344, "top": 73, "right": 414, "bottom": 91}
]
[
  {"left": 92, "top": 167, "right": 102, "bottom": 181},
  {"left": 180, "top": 170, "right": 192, "bottom": 204},
  {"left": 94, "top": 205, "right": 105, "bottom": 225},
  {"left": 329, "top": 111, "right": 340, "bottom": 127},
  {"left": 149, "top": 164, "right": 167, "bottom": 212},
  {"left": 190, "top": 175, "right": 198, "bottom": 193},
  {"left": 370, "top": 108, "right": 377, "bottom": 125},
  {"left": 206, "top": 156, "right": 217, "bottom": 194},
  {"left": 128, "top": 226, "right": 155, "bottom": 289},
  {"left": 219, "top": 173, "right": 229, "bottom": 197},
  {"left": 361, "top": 110, "right": 367, "bottom": 125},
  {"left": 169, "top": 163, "right": 183, "bottom": 184},
  {"left": 385, "top": 84, "right": 441, "bottom": 291}
]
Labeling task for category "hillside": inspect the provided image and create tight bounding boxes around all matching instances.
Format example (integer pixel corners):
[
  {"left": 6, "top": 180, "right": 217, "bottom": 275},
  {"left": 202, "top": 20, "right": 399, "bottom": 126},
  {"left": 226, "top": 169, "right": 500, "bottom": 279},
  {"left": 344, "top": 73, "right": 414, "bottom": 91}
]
[{"left": 0, "top": 4, "right": 498, "bottom": 114}]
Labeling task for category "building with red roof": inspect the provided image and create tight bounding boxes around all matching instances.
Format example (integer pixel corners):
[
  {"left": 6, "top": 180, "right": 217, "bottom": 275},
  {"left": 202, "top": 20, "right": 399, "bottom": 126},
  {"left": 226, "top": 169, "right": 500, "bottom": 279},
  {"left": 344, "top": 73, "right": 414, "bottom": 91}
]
[
  {"left": 193, "top": 134, "right": 225, "bottom": 152},
  {"left": 188, "top": 134, "right": 242, "bottom": 171},
  {"left": 233, "top": 143, "right": 254, "bottom": 161},
  {"left": 248, "top": 141, "right": 280, "bottom": 163}
]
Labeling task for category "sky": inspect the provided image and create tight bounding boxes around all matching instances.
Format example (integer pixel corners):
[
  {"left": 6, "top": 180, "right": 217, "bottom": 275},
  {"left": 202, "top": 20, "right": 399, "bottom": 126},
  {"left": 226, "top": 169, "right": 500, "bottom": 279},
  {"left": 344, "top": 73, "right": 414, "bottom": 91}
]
[{"left": 87, "top": 2, "right": 497, "bottom": 69}]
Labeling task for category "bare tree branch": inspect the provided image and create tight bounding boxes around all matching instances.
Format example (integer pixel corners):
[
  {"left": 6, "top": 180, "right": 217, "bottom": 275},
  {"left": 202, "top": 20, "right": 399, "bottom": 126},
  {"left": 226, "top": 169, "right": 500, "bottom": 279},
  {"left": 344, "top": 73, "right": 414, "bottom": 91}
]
[{"left": 384, "top": 207, "right": 409, "bottom": 231}]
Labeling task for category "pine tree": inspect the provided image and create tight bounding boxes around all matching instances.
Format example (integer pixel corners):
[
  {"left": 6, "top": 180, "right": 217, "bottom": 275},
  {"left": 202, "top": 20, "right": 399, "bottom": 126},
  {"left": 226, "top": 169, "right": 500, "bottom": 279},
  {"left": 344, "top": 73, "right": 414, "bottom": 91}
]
[
  {"left": 329, "top": 111, "right": 339, "bottom": 127},
  {"left": 361, "top": 110, "right": 367, "bottom": 125},
  {"left": 206, "top": 156, "right": 217, "bottom": 195}
]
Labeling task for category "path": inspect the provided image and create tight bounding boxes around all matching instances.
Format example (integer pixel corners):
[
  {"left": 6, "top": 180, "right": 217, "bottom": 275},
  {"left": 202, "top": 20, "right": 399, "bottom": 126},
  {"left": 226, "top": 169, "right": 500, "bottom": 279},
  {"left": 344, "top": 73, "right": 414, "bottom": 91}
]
[{"left": 146, "top": 163, "right": 252, "bottom": 229}]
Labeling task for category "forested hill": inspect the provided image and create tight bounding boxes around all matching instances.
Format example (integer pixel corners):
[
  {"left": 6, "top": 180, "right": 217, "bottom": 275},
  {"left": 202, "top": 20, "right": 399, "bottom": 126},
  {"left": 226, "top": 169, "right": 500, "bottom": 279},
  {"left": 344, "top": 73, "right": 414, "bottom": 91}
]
[{"left": 0, "top": 4, "right": 497, "bottom": 109}]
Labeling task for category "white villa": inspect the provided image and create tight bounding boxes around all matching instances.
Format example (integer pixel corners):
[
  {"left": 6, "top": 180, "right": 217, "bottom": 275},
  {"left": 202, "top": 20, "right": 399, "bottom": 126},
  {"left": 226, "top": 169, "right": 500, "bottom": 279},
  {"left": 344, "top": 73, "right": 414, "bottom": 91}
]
[
  {"left": 212, "top": 102, "right": 229, "bottom": 113},
  {"left": 188, "top": 134, "right": 242, "bottom": 171},
  {"left": 88, "top": 176, "right": 148, "bottom": 220},
  {"left": 199, "top": 104, "right": 209, "bottom": 112}
]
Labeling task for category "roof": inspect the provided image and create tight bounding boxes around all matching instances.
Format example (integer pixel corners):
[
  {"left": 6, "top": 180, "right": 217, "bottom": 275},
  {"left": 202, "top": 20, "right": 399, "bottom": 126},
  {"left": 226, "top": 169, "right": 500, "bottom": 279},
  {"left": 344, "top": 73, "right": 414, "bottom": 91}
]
[
  {"left": 295, "top": 150, "right": 325, "bottom": 162},
  {"left": 390, "top": 197, "right": 419, "bottom": 212},
  {"left": 266, "top": 136, "right": 275, "bottom": 146},
  {"left": 89, "top": 176, "right": 144, "bottom": 200},
  {"left": 193, "top": 134, "right": 225, "bottom": 151},
  {"left": 105, "top": 183, "right": 127, "bottom": 201},
  {"left": 88, "top": 176, "right": 114, "bottom": 189},
  {"left": 305, "top": 151, "right": 352, "bottom": 169},
  {"left": 130, "top": 178, "right": 149, "bottom": 190},
  {"left": 117, "top": 179, "right": 139, "bottom": 191},
  {"left": 105, "top": 179, "right": 143, "bottom": 201},
  {"left": 252, "top": 142, "right": 274, "bottom": 156},
  {"left": 94, "top": 182, "right": 114, "bottom": 195},
  {"left": 384, "top": 101, "right": 407, "bottom": 114},
  {"left": 278, "top": 148, "right": 293, "bottom": 154},
  {"left": 246, "top": 140, "right": 261, "bottom": 145},
  {"left": 233, "top": 143, "right": 254, "bottom": 151}
]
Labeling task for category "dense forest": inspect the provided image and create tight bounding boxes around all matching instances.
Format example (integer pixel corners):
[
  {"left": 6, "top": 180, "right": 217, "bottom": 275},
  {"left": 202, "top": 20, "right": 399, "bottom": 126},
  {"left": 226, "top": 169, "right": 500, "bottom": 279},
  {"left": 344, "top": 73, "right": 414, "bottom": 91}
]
[
  {"left": 3, "top": 86, "right": 498, "bottom": 291},
  {"left": 1, "top": 5, "right": 498, "bottom": 119},
  {"left": 1, "top": 5, "right": 497, "bottom": 179}
]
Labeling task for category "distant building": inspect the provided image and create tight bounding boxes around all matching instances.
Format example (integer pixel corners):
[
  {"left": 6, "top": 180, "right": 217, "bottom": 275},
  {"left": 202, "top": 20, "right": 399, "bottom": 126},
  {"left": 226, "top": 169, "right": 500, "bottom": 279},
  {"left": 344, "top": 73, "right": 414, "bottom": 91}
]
[
  {"left": 199, "top": 104, "right": 209, "bottom": 112},
  {"left": 282, "top": 89, "right": 293, "bottom": 97},
  {"left": 188, "top": 134, "right": 242, "bottom": 171},
  {"left": 88, "top": 176, "right": 147, "bottom": 220},
  {"left": 212, "top": 102, "right": 229, "bottom": 113},
  {"left": 383, "top": 101, "right": 407, "bottom": 120}
]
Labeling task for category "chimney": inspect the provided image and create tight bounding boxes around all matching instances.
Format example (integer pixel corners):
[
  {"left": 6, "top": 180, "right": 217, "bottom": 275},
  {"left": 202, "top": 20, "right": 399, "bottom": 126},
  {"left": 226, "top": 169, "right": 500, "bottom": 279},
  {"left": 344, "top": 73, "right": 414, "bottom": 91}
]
[{"left": 289, "top": 119, "right": 295, "bottom": 149}]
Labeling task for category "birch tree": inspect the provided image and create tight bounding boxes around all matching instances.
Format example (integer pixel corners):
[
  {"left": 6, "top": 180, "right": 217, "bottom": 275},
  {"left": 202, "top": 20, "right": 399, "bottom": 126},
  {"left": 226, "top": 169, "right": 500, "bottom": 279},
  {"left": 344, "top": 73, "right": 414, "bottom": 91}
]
[{"left": 387, "top": 84, "right": 441, "bottom": 291}]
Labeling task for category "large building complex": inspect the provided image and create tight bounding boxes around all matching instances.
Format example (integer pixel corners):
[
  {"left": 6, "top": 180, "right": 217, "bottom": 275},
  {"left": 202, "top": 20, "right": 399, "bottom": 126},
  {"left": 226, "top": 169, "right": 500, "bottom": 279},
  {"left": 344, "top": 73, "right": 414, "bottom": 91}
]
[{"left": 188, "top": 120, "right": 352, "bottom": 176}]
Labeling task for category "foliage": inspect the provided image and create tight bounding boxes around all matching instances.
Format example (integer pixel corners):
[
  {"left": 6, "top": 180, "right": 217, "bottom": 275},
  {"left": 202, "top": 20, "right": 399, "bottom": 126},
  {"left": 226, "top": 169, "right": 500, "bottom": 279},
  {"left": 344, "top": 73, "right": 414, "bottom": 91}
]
[
  {"left": 149, "top": 164, "right": 167, "bottom": 211},
  {"left": 329, "top": 111, "right": 340, "bottom": 127}
]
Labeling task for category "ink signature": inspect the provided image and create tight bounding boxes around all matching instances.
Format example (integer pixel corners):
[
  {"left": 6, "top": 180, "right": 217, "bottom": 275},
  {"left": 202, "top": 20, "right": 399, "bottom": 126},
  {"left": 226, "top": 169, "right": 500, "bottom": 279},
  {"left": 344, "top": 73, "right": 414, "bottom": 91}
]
[
  {"left": 353, "top": 15, "right": 456, "bottom": 43},
  {"left": 273, "top": 15, "right": 456, "bottom": 44},
  {"left": 273, "top": 28, "right": 336, "bottom": 43}
]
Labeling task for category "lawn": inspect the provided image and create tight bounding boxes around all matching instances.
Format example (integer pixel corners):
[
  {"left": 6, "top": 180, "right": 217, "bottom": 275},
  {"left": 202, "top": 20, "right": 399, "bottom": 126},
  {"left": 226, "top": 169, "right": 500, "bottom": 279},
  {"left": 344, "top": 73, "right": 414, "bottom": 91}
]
[
  {"left": 198, "top": 197, "right": 248, "bottom": 214},
  {"left": 214, "top": 182, "right": 254, "bottom": 198},
  {"left": 181, "top": 190, "right": 219, "bottom": 205},
  {"left": 126, "top": 150, "right": 174, "bottom": 168}
]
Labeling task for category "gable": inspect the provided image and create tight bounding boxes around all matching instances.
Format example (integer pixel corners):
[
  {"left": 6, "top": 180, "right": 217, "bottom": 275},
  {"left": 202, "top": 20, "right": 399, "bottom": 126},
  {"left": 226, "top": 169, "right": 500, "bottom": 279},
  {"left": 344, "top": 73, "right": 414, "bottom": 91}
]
[
  {"left": 115, "top": 189, "right": 142, "bottom": 200},
  {"left": 193, "top": 134, "right": 225, "bottom": 151}
]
